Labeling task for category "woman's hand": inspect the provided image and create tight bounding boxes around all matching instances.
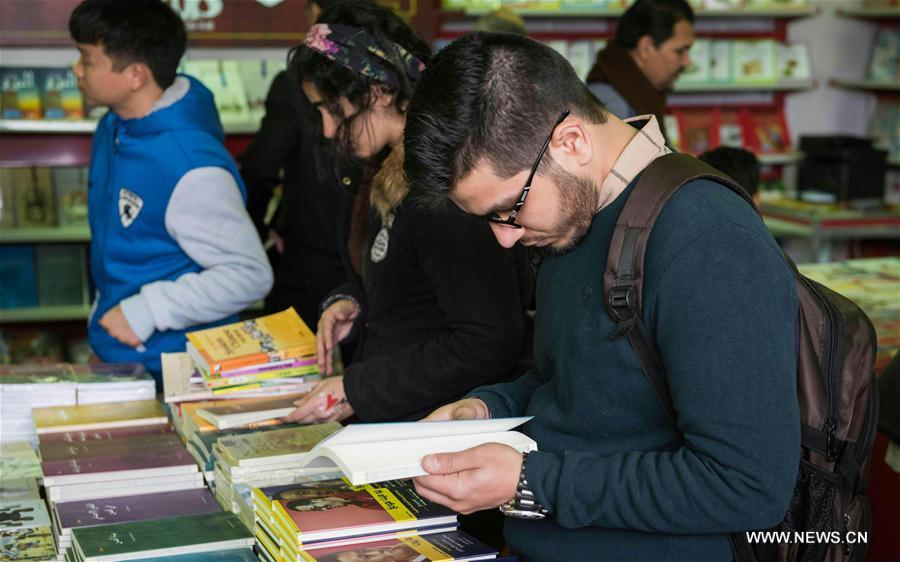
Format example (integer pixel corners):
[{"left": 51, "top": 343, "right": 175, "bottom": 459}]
[
  {"left": 282, "top": 376, "right": 354, "bottom": 423},
  {"left": 317, "top": 299, "right": 360, "bottom": 375}
]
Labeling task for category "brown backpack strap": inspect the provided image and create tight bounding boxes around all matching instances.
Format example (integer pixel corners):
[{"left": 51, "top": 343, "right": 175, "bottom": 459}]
[{"left": 603, "top": 153, "right": 758, "bottom": 428}]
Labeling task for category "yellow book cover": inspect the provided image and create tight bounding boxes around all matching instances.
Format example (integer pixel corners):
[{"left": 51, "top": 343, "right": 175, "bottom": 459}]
[
  {"left": 187, "top": 308, "right": 317, "bottom": 373},
  {"left": 32, "top": 400, "right": 167, "bottom": 434}
]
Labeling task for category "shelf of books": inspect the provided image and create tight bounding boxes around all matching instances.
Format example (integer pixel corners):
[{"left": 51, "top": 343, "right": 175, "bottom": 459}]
[
  {"left": 674, "top": 80, "right": 815, "bottom": 93},
  {"left": 0, "top": 304, "right": 92, "bottom": 323},
  {"left": 0, "top": 226, "right": 90, "bottom": 243}
]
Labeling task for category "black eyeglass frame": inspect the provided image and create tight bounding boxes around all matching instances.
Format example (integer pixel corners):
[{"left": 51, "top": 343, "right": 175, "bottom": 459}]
[{"left": 486, "top": 109, "right": 571, "bottom": 229}]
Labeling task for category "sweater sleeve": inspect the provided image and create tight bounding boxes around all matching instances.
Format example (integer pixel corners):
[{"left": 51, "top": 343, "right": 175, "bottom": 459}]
[
  {"left": 525, "top": 222, "right": 800, "bottom": 534},
  {"left": 342, "top": 208, "right": 526, "bottom": 421},
  {"left": 468, "top": 369, "right": 545, "bottom": 418},
  {"left": 119, "top": 167, "right": 274, "bottom": 341},
  {"left": 237, "top": 72, "right": 303, "bottom": 236}
]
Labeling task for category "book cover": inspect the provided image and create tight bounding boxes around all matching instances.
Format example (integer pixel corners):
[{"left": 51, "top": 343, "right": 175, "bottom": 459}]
[
  {"left": 41, "top": 443, "right": 196, "bottom": 481},
  {"left": 56, "top": 488, "right": 220, "bottom": 531},
  {"left": 0, "top": 442, "right": 42, "bottom": 480},
  {"left": 40, "top": 67, "right": 84, "bottom": 119},
  {"left": 0, "top": 168, "right": 15, "bottom": 228},
  {"left": 0, "top": 477, "right": 40, "bottom": 500},
  {"left": 751, "top": 110, "right": 791, "bottom": 154},
  {"left": 13, "top": 167, "right": 56, "bottom": 228},
  {"left": 0, "top": 527, "right": 55, "bottom": 561},
  {"left": 272, "top": 478, "right": 456, "bottom": 542},
  {"left": 217, "top": 422, "right": 340, "bottom": 466},
  {"left": 676, "top": 110, "right": 714, "bottom": 155},
  {"left": 718, "top": 109, "right": 747, "bottom": 148},
  {"left": 731, "top": 39, "right": 777, "bottom": 85},
  {"left": 0, "top": 245, "right": 38, "bottom": 309},
  {"left": 709, "top": 40, "right": 732, "bottom": 83},
  {"left": 677, "top": 38, "right": 711, "bottom": 85},
  {"left": 71, "top": 511, "right": 253, "bottom": 560},
  {"left": 776, "top": 42, "right": 811, "bottom": 82},
  {"left": 867, "top": 28, "right": 900, "bottom": 83},
  {"left": 186, "top": 307, "right": 316, "bottom": 373},
  {"left": 35, "top": 244, "right": 87, "bottom": 306},
  {"left": 238, "top": 59, "right": 284, "bottom": 124},
  {"left": 183, "top": 60, "right": 251, "bottom": 125},
  {"left": 0, "top": 499, "right": 51, "bottom": 530},
  {"left": 298, "top": 531, "right": 498, "bottom": 561},
  {"left": 196, "top": 394, "right": 308, "bottom": 430},
  {"left": 36, "top": 423, "right": 172, "bottom": 445},
  {"left": 134, "top": 549, "right": 259, "bottom": 562},
  {"left": 0, "top": 67, "right": 42, "bottom": 119},
  {"left": 32, "top": 399, "right": 167, "bottom": 434},
  {"left": 39, "top": 432, "right": 184, "bottom": 462},
  {"left": 54, "top": 167, "right": 89, "bottom": 226}
]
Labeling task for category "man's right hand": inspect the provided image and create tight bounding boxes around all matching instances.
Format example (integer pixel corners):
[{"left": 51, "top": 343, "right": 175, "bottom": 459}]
[
  {"left": 423, "top": 398, "right": 491, "bottom": 422},
  {"left": 316, "top": 299, "right": 360, "bottom": 375}
]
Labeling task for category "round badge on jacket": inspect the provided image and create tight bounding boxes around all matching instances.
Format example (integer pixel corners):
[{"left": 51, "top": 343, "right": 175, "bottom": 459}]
[{"left": 370, "top": 212, "right": 394, "bottom": 263}]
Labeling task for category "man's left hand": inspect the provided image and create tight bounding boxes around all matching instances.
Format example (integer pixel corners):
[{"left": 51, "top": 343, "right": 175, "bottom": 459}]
[
  {"left": 413, "top": 443, "right": 522, "bottom": 514},
  {"left": 99, "top": 305, "right": 142, "bottom": 348}
]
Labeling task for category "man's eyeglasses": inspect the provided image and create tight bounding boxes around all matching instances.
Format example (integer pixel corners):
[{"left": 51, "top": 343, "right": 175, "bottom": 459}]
[{"left": 486, "top": 110, "right": 571, "bottom": 229}]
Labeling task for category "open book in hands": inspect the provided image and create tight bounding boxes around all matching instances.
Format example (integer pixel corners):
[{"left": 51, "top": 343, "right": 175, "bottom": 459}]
[{"left": 296, "top": 417, "right": 536, "bottom": 486}]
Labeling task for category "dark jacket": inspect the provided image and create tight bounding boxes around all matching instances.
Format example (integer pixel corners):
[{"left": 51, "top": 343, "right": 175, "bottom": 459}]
[
  {"left": 238, "top": 71, "right": 349, "bottom": 326},
  {"left": 334, "top": 178, "right": 532, "bottom": 422},
  {"left": 471, "top": 178, "right": 799, "bottom": 561}
]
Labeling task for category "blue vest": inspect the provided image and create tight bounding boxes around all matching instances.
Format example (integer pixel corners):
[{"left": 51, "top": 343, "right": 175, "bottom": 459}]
[{"left": 88, "top": 76, "right": 246, "bottom": 375}]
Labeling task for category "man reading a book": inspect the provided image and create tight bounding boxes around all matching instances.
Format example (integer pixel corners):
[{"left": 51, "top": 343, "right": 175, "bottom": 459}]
[
  {"left": 585, "top": 0, "right": 694, "bottom": 137},
  {"left": 402, "top": 32, "right": 800, "bottom": 562}
]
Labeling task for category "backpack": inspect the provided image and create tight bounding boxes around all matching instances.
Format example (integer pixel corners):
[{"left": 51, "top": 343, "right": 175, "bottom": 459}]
[{"left": 603, "top": 153, "right": 880, "bottom": 562}]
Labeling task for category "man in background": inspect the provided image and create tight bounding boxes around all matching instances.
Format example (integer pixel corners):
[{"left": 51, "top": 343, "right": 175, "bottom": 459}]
[{"left": 586, "top": 0, "right": 694, "bottom": 131}]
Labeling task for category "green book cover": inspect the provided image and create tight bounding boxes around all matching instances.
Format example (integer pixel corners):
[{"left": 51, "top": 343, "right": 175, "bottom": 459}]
[
  {"left": 72, "top": 511, "right": 252, "bottom": 560},
  {"left": 217, "top": 422, "right": 340, "bottom": 466}
]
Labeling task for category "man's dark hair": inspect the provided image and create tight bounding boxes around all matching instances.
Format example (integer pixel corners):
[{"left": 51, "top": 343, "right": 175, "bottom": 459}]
[
  {"left": 699, "top": 146, "right": 760, "bottom": 196},
  {"left": 614, "top": 0, "right": 695, "bottom": 49},
  {"left": 404, "top": 32, "right": 606, "bottom": 204},
  {"left": 288, "top": 0, "right": 430, "bottom": 163},
  {"left": 69, "top": 0, "right": 186, "bottom": 89}
]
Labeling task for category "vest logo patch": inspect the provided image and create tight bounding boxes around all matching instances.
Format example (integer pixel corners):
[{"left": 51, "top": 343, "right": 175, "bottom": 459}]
[{"left": 118, "top": 188, "right": 143, "bottom": 228}]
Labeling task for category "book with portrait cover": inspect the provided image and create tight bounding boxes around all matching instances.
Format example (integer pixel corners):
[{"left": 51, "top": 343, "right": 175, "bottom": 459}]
[
  {"left": 186, "top": 307, "right": 317, "bottom": 374},
  {"left": 70, "top": 511, "right": 253, "bottom": 561},
  {"left": 270, "top": 478, "right": 457, "bottom": 546},
  {"left": 297, "top": 531, "right": 498, "bottom": 561}
]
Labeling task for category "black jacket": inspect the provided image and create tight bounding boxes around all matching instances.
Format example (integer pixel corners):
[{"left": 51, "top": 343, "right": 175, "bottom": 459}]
[
  {"left": 238, "top": 71, "right": 350, "bottom": 325},
  {"left": 336, "top": 188, "right": 532, "bottom": 422}
]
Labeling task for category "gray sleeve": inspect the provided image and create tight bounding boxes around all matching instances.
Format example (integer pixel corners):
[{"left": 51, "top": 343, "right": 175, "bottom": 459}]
[
  {"left": 119, "top": 167, "right": 274, "bottom": 341},
  {"left": 588, "top": 82, "right": 636, "bottom": 120}
]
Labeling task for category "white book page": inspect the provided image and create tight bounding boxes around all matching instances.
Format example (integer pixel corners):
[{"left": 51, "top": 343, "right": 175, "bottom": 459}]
[{"left": 314, "top": 417, "right": 533, "bottom": 449}]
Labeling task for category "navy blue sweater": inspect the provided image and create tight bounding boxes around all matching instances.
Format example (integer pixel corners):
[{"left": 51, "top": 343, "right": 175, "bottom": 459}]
[{"left": 471, "top": 178, "right": 800, "bottom": 562}]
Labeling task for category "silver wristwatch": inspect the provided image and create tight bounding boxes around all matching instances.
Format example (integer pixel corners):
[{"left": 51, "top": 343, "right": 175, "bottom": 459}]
[{"left": 499, "top": 451, "right": 549, "bottom": 520}]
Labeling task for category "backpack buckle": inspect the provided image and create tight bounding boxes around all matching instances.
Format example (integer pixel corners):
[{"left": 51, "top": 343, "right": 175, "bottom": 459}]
[{"left": 608, "top": 286, "right": 636, "bottom": 321}]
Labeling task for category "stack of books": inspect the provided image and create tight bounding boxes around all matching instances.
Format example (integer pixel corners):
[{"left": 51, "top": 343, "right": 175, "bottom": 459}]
[
  {"left": 252, "top": 478, "right": 463, "bottom": 561},
  {"left": 0, "top": 363, "right": 155, "bottom": 444},
  {"left": 67, "top": 511, "right": 254, "bottom": 561},
  {"left": 32, "top": 400, "right": 203, "bottom": 503},
  {"left": 211, "top": 423, "right": 341, "bottom": 519},
  {"left": 286, "top": 531, "right": 500, "bottom": 562},
  {"left": 0, "top": 498, "right": 57, "bottom": 561},
  {"left": 185, "top": 308, "right": 321, "bottom": 395},
  {"left": 51, "top": 488, "right": 221, "bottom": 559}
]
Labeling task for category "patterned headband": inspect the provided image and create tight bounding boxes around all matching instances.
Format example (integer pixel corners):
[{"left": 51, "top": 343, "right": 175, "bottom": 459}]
[{"left": 303, "top": 23, "right": 426, "bottom": 89}]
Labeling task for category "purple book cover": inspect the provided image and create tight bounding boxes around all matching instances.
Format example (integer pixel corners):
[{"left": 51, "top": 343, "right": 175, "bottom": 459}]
[
  {"left": 41, "top": 443, "right": 195, "bottom": 477},
  {"left": 39, "top": 433, "right": 183, "bottom": 462},
  {"left": 55, "top": 488, "right": 220, "bottom": 530},
  {"left": 36, "top": 423, "right": 172, "bottom": 445}
]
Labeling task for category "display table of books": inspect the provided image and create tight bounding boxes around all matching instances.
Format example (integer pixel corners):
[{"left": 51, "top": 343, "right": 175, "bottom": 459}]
[{"left": 1, "top": 309, "right": 508, "bottom": 561}]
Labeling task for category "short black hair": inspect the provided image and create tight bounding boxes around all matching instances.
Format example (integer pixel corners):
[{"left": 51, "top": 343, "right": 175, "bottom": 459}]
[
  {"left": 615, "top": 0, "right": 695, "bottom": 49},
  {"left": 288, "top": 0, "right": 430, "bottom": 164},
  {"left": 69, "top": 0, "right": 186, "bottom": 89},
  {"left": 699, "top": 146, "right": 760, "bottom": 196},
  {"left": 404, "top": 32, "right": 606, "bottom": 205}
]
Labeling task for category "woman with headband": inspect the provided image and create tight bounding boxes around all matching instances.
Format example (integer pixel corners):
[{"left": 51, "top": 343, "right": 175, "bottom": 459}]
[{"left": 283, "top": 0, "right": 532, "bottom": 426}]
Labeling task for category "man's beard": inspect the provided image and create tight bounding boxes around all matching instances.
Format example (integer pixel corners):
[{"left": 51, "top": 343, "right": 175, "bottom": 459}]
[{"left": 544, "top": 167, "right": 600, "bottom": 256}]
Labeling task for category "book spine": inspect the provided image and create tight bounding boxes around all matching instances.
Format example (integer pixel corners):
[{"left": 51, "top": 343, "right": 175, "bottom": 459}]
[
  {"left": 219, "top": 357, "right": 318, "bottom": 377},
  {"left": 202, "top": 365, "right": 318, "bottom": 388},
  {"left": 209, "top": 346, "right": 317, "bottom": 373}
]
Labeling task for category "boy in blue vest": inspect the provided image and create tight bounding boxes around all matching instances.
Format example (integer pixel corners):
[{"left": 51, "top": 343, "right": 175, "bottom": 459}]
[{"left": 69, "top": 0, "right": 273, "bottom": 386}]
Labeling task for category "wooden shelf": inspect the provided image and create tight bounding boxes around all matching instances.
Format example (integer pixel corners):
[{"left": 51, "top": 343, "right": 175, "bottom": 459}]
[
  {"left": 673, "top": 80, "right": 815, "bottom": 93},
  {"left": 837, "top": 7, "right": 900, "bottom": 20},
  {"left": 459, "top": 6, "right": 813, "bottom": 18},
  {"left": 0, "top": 304, "right": 91, "bottom": 323},
  {"left": 0, "top": 227, "right": 91, "bottom": 244},
  {"left": 830, "top": 79, "right": 900, "bottom": 92}
]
